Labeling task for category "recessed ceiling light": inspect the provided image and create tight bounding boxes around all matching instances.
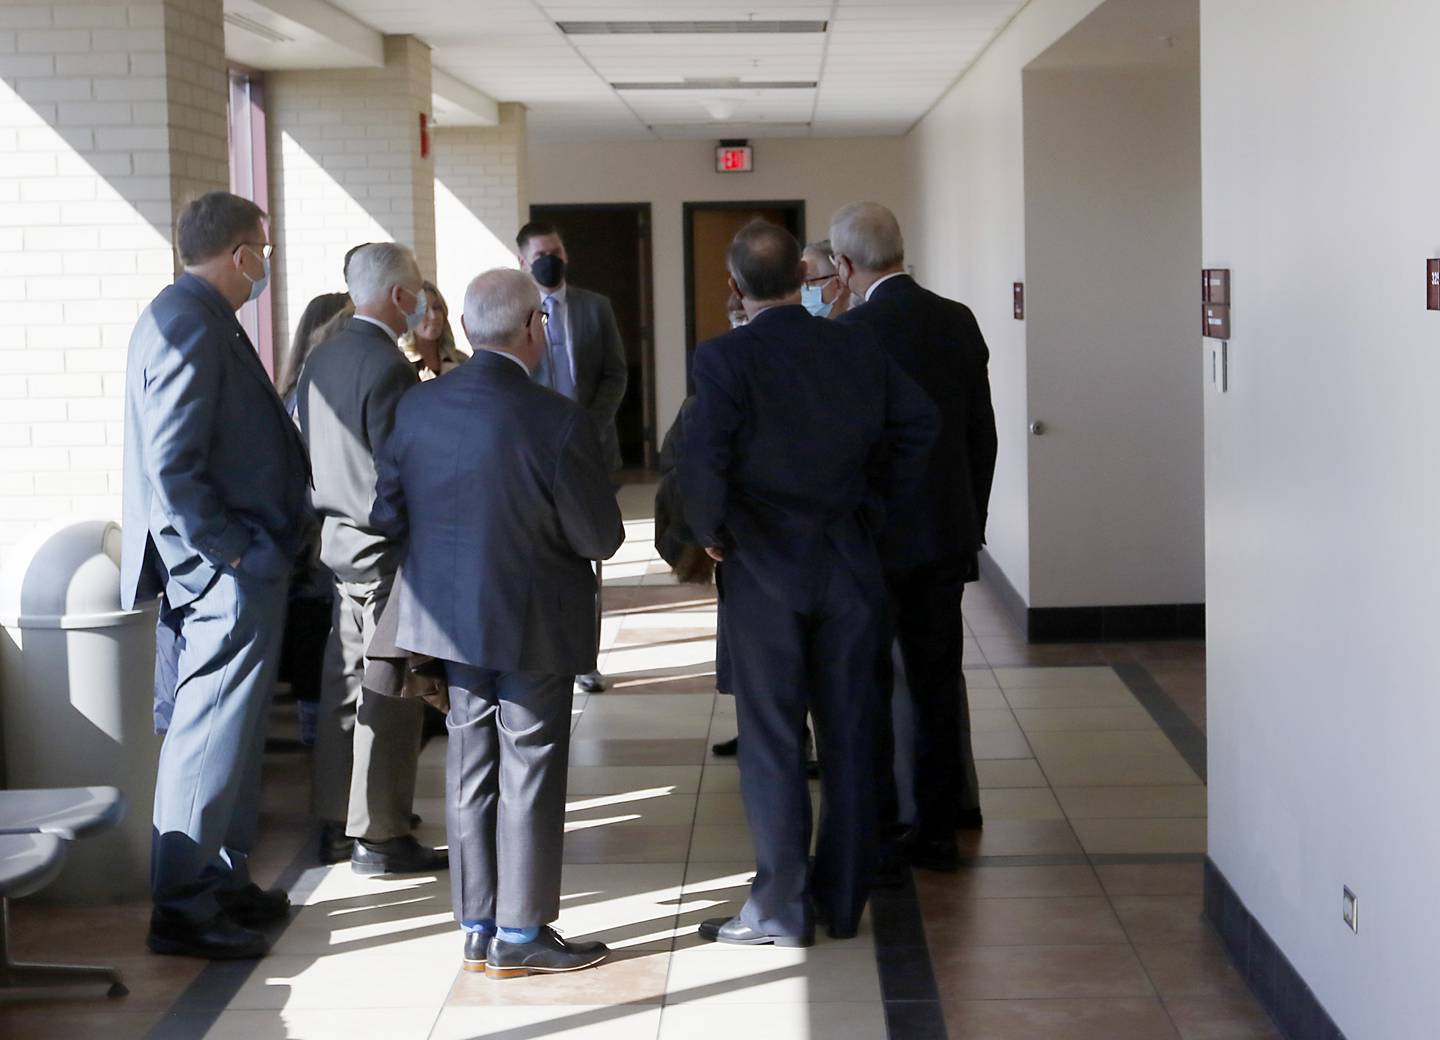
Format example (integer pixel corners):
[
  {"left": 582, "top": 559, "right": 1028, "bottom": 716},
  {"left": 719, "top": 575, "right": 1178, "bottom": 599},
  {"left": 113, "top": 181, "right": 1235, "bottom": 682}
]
[
  {"left": 559, "top": 21, "right": 827, "bottom": 35},
  {"left": 614, "top": 81, "right": 817, "bottom": 91}
]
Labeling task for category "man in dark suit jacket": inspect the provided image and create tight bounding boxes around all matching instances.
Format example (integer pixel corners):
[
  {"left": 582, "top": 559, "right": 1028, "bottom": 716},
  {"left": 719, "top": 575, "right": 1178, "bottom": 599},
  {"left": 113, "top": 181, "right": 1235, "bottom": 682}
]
[
  {"left": 681, "top": 222, "right": 938, "bottom": 945},
  {"left": 122, "top": 192, "right": 310, "bottom": 959},
  {"left": 373, "top": 267, "right": 625, "bottom": 978},
  {"left": 518, "top": 221, "right": 629, "bottom": 694},
  {"left": 832, "top": 201, "right": 1000, "bottom": 872},
  {"left": 296, "top": 242, "right": 446, "bottom": 877}
]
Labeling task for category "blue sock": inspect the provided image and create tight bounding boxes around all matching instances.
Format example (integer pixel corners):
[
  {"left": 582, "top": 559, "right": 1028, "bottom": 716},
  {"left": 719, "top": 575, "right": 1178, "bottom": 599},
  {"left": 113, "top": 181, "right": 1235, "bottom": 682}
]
[
  {"left": 461, "top": 918, "right": 495, "bottom": 934},
  {"left": 498, "top": 925, "right": 540, "bottom": 943}
]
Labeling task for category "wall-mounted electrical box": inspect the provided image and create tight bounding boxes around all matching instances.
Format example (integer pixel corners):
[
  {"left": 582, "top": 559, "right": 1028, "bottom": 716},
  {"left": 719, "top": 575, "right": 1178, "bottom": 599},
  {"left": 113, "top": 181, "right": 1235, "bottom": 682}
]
[
  {"left": 1202, "top": 268, "right": 1231, "bottom": 339},
  {"left": 1013, "top": 282, "right": 1024, "bottom": 320}
]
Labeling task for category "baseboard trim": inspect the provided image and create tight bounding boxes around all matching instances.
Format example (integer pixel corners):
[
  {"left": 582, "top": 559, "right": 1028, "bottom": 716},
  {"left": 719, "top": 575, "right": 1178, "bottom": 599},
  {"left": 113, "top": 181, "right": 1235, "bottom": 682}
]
[
  {"left": 1204, "top": 858, "right": 1348, "bottom": 1040},
  {"left": 976, "top": 552, "right": 1205, "bottom": 643}
]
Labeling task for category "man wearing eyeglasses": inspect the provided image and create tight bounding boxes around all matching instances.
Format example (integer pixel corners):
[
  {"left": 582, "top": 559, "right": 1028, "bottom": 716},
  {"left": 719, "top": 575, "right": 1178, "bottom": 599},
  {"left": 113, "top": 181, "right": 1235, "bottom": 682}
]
[
  {"left": 122, "top": 192, "right": 312, "bottom": 959},
  {"left": 800, "top": 240, "right": 854, "bottom": 320}
]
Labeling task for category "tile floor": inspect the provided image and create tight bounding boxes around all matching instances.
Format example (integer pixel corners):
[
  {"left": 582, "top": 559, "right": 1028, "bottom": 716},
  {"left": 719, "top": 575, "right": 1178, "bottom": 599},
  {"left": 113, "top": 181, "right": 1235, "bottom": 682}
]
[{"left": 1, "top": 484, "right": 1279, "bottom": 1039}]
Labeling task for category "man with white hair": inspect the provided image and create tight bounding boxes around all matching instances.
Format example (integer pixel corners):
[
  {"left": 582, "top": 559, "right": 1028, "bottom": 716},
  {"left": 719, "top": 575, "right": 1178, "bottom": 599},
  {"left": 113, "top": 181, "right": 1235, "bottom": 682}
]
[
  {"left": 297, "top": 242, "right": 447, "bottom": 876},
  {"left": 831, "top": 202, "right": 999, "bottom": 875},
  {"left": 373, "top": 268, "right": 624, "bottom": 977}
]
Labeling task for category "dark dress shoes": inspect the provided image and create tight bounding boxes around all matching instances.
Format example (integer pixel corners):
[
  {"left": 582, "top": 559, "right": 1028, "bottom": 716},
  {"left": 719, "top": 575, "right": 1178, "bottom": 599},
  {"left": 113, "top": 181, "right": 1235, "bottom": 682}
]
[
  {"left": 902, "top": 831, "right": 960, "bottom": 873},
  {"left": 318, "top": 820, "right": 355, "bottom": 865},
  {"left": 351, "top": 834, "right": 449, "bottom": 876},
  {"left": 463, "top": 928, "right": 495, "bottom": 972},
  {"left": 698, "top": 916, "right": 813, "bottom": 948},
  {"left": 575, "top": 670, "right": 608, "bottom": 693},
  {"left": 485, "top": 927, "right": 609, "bottom": 979},
  {"left": 956, "top": 808, "right": 984, "bottom": 831},
  {"left": 216, "top": 884, "right": 291, "bottom": 926},
  {"left": 711, "top": 736, "right": 739, "bottom": 757},
  {"left": 147, "top": 909, "right": 268, "bottom": 960}
]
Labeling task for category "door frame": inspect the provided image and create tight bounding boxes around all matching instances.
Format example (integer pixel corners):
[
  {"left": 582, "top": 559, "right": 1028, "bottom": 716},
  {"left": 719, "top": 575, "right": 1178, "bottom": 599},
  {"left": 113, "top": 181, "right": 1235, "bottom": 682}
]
[
  {"left": 529, "top": 201, "right": 657, "bottom": 468},
  {"left": 682, "top": 199, "right": 807, "bottom": 375}
]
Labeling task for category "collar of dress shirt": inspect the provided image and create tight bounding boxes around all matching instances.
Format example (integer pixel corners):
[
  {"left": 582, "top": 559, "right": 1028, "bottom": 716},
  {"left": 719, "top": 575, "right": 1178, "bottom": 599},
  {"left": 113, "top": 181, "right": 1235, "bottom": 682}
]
[
  {"left": 354, "top": 313, "right": 400, "bottom": 344},
  {"left": 540, "top": 284, "right": 568, "bottom": 307},
  {"left": 865, "top": 271, "right": 908, "bottom": 301},
  {"left": 489, "top": 349, "right": 532, "bottom": 375}
]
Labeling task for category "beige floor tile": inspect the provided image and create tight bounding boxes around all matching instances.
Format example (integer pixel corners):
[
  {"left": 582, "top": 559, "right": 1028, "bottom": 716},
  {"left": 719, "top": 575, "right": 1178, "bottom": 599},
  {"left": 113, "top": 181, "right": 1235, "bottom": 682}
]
[
  {"left": 1013, "top": 706, "right": 1159, "bottom": 732},
  {"left": 972, "top": 730, "right": 1036, "bottom": 760},
  {"left": 1026, "top": 731, "right": 1201, "bottom": 787},
  {"left": 977, "top": 759, "right": 1050, "bottom": 788},
  {"left": 1095, "top": 862, "right": 1205, "bottom": 897},
  {"left": 924, "top": 897, "right": 1129, "bottom": 951},
  {"left": 698, "top": 764, "right": 744, "bottom": 794},
  {"left": 431, "top": 1004, "right": 663, "bottom": 1039},
  {"left": 966, "top": 668, "right": 1000, "bottom": 688},
  {"left": 688, "top": 823, "right": 754, "bottom": 862},
  {"left": 553, "top": 863, "right": 687, "bottom": 951},
  {"left": 224, "top": 949, "right": 459, "bottom": 1010},
  {"left": 971, "top": 708, "right": 1023, "bottom": 733},
  {"left": 1111, "top": 895, "right": 1210, "bottom": 944},
  {"left": 565, "top": 766, "right": 702, "bottom": 796},
  {"left": 569, "top": 739, "right": 711, "bottom": 767},
  {"left": 563, "top": 823, "right": 693, "bottom": 863},
  {"left": 981, "top": 787, "right": 1066, "bottom": 820},
  {"left": 664, "top": 945, "right": 882, "bottom": 1005},
  {"left": 1002, "top": 686, "right": 1141, "bottom": 710},
  {"left": 446, "top": 950, "right": 670, "bottom": 1007},
  {"left": 994, "top": 667, "right": 1126, "bottom": 689},
  {"left": 955, "top": 819, "right": 1083, "bottom": 857},
  {"left": 1163, "top": 993, "right": 1283, "bottom": 1039},
  {"left": 657, "top": 1002, "right": 888, "bottom": 1039},
  {"left": 199, "top": 1008, "right": 434, "bottom": 1039},
  {"left": 1134, "top": 937, "right": 1251, "bottom": 999},
  {"left": 942, "top": 997, "right": 1181, "bottom": 1040},
  {"left": 571, "top": 695, "right": 716, "bottom": 741},
  {"left": 1071, "top": 818, "right": 1208, "bottom": 855},
  {"left": 1056, "top": 786, "right": 1208, "bottom": 819},
  {"left": 921, "top": 864, "right": 1104, "bottom": 902},
  {"left": 272, "top": 894, "right": 456, "bottom": 957},
  {"left": 566, "top": 788, "right": 697, "bottom": 828},
  {"left": 693, "top": 791, "right": 750, "bottom": 826},
  {"left": 968, "top": 686, "right": 1010, "bottom": 710},
  {"left": 933, "top": 943, "right": 1155, "bottom": 1001}
]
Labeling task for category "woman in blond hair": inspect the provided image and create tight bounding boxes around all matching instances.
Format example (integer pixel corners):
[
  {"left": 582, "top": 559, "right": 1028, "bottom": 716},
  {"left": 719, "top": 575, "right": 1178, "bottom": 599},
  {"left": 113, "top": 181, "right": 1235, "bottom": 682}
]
[{"left": 399, "top": 280, "right": 467, "bottom": 379}]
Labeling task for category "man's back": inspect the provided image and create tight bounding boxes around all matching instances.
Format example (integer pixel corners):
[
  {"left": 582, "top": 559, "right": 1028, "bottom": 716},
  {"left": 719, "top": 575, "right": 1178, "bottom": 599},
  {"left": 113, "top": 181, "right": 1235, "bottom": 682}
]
[
  {"left": 297, "top": 317, "right": 418, "bottom": 581},
  {"left": 373, "top": 351, "right": 624, "bottom": 673},
  {"left": 682, "top": 305, "right": 935, "bottom": 609},
  {"left": 840, "top": 275, "right": 997, "bottom": 571}
]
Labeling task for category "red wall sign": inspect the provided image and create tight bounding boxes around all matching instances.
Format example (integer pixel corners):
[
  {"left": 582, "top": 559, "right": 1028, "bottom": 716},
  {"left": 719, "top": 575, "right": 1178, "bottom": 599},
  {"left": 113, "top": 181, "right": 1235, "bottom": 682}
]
[{"left": 715, "top": 145, "right": 753, "bottom": 173}]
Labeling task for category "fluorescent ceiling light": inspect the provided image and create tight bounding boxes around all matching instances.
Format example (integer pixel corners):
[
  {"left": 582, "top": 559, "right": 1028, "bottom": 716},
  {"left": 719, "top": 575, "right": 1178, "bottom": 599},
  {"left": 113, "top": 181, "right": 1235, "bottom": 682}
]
[
  {"left": 559, "top": 21, "right": 827, "bottom": 35},
  {"left": 614, "top": 81, "right": 817, "bottom": 91}
]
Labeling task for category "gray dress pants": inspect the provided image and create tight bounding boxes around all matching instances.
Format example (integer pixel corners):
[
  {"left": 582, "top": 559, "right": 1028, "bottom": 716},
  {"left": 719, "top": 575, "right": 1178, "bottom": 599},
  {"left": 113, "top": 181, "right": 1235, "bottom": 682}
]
[
  {"left": 152, "top": 570, "right": 288, "bottom": 920},
  {"left": 312, "top": 571, "right": 423, "bottom": 841},
  {"left": 444, "top": 663, "right": 573, "bottom": 928}
]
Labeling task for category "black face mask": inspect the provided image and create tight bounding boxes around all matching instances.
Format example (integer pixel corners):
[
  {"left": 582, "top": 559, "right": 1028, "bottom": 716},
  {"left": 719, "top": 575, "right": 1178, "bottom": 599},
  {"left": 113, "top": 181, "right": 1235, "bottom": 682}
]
[{"left": 531, "top": 253, "right": 565, "bottom": 289}]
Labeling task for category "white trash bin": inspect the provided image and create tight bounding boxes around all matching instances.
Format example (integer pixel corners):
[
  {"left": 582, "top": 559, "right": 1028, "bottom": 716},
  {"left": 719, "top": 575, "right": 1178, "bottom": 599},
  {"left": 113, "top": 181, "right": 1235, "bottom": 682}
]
[{"left": 0, "top": 520, "right": 159, "bottom": 902}]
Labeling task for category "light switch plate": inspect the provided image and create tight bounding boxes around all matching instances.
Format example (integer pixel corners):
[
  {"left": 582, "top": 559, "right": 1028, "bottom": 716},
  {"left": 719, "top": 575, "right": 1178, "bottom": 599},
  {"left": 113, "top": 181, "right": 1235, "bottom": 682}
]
[{"left": 1343, "top": 887, "right": 1358, "bottom": 933}]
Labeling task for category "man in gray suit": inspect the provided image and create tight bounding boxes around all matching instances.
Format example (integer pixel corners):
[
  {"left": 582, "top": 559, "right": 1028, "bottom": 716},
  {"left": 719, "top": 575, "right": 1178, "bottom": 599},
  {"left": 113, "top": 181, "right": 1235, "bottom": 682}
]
[
  {"left": 517, "top": 221, "right": 628, "bottom": 694},
  {"left": 122, "top": 192, "right": 310, "bottom": 959},
  {"left": 373, "top": 268, "right": 624, "bottom": 978},
  {"left": 296, "top": 242, "right": 446, "bottom": 876}
]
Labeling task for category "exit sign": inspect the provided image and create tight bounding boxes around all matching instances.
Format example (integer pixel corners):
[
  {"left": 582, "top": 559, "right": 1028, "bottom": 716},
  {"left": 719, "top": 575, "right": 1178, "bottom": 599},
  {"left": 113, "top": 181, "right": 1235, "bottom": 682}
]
[{"left": 716, "top": 145, "right": 753, "bottom": 173}]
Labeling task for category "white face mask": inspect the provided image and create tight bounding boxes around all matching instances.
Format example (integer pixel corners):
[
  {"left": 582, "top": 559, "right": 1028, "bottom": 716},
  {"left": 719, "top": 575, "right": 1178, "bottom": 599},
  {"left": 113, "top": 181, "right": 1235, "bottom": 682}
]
[
  {"left": 240, "top": 248, "right": 269, "bottom": 303},
  {"left": 399, "top": 287, "right": 428, "bottom": 333}
]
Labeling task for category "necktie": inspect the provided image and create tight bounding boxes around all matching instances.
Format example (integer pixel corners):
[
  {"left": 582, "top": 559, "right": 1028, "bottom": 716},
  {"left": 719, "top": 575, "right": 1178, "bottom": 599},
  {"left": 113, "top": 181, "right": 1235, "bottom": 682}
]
[{"left": 543, "top": 295, "right": 576, "bottom": 400}]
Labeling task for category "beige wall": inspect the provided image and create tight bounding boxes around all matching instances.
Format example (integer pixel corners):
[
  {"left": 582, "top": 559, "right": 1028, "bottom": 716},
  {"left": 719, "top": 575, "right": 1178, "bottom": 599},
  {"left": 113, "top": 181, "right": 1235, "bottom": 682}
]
[{"left": 528, "top": 136, "right": 913, "bottom": 439}]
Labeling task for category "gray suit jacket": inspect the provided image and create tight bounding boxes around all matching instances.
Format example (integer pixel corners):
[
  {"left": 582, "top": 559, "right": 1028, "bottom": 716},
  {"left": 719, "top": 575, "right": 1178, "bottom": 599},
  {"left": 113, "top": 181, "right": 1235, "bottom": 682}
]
[
  {"left": 372, "top": 351, "right": 625, "bottom": 674},
  {"left": 121, "top": 273, "right": 311, "bottom": 610},
  {"left": 296, "top": 317, "right": 419, "bottom": 583},
  {"left": 564, "top": 285, "right": 628, "bottom": 472}
]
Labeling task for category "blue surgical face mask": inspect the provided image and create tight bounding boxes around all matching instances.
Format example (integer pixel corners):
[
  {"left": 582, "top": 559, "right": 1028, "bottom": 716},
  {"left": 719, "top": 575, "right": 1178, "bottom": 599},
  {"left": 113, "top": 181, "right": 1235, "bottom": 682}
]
[
  {"left": 801, "top": 283, "right": 833, "bottom": 318},
  {"left": 401, "top": 287, "right": 428, "bottom": 333},
  {"left": 241, "top": 249, "right": 269, "bottom": 304}
]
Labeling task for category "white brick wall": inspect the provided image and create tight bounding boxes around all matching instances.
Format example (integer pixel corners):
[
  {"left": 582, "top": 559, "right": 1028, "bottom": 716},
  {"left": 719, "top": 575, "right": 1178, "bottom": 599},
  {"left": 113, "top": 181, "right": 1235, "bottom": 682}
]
[
  {"left": 432, "top": 103, "right": 527, "bottom": 322},
  {"left": 0, "top": 0, "right": 227, "bottom": 564},
  {"left": 267, "top": 35, "right": 435, "bottom": 370}
]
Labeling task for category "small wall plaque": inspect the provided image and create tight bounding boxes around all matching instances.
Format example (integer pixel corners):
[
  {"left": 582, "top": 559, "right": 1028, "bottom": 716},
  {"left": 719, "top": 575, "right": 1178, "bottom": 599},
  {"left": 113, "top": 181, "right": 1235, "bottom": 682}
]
[
  {"left": 1013, "top": 282, "right": 1024, "bottom": 320},
  {"left": 1428, "top": 259, "right": 1440, "bottom": 311},
  {"left": 1202, "top": 268, "right": 1231, "bottom": 339}
]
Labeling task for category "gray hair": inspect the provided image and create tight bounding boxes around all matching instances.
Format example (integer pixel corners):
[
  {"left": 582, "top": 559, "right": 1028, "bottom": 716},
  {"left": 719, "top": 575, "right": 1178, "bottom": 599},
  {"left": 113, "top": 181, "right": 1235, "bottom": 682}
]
[
  {"left": 463, "top": 268, "right": 537, "bottom": 348},
  {"left": 803, "top": 239, "right": 836, "bottom": 274},
  {"left": 346, "top": 242, "right": 421, "bottom": 308},
  {"left": 829, "top": 202, "right": 905, "bottom": 272}
]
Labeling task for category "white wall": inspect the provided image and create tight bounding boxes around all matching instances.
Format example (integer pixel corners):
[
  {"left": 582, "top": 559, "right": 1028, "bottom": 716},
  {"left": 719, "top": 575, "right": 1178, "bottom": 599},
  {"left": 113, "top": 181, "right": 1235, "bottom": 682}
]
[
  {"left": 1203, "top": 1, "right": 1440, "bottom": 1035},
  {"left": 1023, "top": 63, "right": 1204, "bottom": 607},
  {"left": 527, "top": 136, "right": 912, "bottom": 437},
  {"left": 904, "top": 0, "right": 1106, "bottom": 604}
]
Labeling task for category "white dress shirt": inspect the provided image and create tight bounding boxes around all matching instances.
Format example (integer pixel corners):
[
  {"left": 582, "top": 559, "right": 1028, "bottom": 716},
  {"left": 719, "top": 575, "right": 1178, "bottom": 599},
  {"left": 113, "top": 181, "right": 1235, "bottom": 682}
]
[
  {"left": 354, "top": 313, "right": 400, "bottom": 344},
  {"left": 865, "top": 272, "right": 908, "bottom": 301}
]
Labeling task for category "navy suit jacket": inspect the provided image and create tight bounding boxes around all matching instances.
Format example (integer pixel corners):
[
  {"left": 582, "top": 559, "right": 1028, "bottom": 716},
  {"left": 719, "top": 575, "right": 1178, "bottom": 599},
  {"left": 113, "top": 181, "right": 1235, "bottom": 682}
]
[
  {"left": 839, "top": 275, "right": 998, "bottom": 573},
  {"left": 372, "top": 350, "right": 625, "bottom": 674},
  {"left": 679, "top": 304, "right": 939, "bottom": 612},
  {"left": 121, "top": 273, "right": 310, "bottom": 609}
]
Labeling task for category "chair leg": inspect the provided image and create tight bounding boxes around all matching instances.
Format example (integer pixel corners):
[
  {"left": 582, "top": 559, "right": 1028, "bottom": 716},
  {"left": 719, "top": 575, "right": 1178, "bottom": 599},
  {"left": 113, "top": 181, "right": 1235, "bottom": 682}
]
[{"left": 0, "top": 898, "right": 127, "bottom": 998}]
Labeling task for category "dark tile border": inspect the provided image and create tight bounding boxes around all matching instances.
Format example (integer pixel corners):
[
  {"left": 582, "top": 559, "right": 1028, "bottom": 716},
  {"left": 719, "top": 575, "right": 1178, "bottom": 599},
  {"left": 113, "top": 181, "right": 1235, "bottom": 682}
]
[
  {"left": 1205, "top": 859, "right": 1348, "bottom": 1040},
  {"left": 871, "top": 870, "right": 949, "bottom": 1039},
  {"left": 1112, "top": 662, "right": 1208, "bottom": 782},
  {"left": 977, "top": 548, "right": 1029, "bottom": 636}
]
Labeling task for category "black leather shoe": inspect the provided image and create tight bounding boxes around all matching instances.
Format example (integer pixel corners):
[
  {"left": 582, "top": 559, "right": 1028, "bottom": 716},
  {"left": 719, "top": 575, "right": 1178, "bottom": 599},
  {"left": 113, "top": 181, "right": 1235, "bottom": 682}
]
[
  {"left": 147, "top": 910, "right": 268, "bottom": 960},
  {"left": 956, "top": 808, "right": 984, "bottom": 831},
  {"left": 575, "top": 671, "right": 608, "bottom": 693},
  {"left": 410, "top": 812, "right": 423, "bottom": 829},
  {"left": 711, "top": 736, "right": 739, "bottom": 757},
  {"left": 485, "top": 927, "right": 609, "bottom": 978},
  {"left": 698, "top": 916, "right": 813, "bottom": 948},
  {"left": 318, "top": 820, "right": 354, "bottom": 865},
  {"left": 352, "top": 835, "right": 448, "bottom": 876},
  {"left": 463, "top": 929, "right": 495, "bottom": 972},
  {"left": 216, "top": 884, "right": 291, "bottom": 926},
  {"left": 902, "top": 832, "right": 960, "bottom": 873}
]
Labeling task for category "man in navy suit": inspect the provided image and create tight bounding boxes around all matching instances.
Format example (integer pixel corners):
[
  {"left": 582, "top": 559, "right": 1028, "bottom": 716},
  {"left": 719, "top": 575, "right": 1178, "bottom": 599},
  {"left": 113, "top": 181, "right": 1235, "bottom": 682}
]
[
  {"left": 121, "top": 192, "right": 311, "bottom": 959},
  {"left": 681, "top": 222, "right": 938, "bottom": 945},
  {"left": 373, "top": 268, "right": 624, "bottom": 977},
  {"left": 831, "top": 202, "right": 999, "bottom": 873}
]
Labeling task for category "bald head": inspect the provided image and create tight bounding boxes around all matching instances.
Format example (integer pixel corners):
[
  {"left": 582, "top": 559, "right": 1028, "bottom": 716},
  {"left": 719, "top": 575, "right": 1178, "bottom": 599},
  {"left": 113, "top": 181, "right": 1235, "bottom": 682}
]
[
  {"left": 829, "top": 202, "right": 905, "bottom": 274},
  {"left": 728, "top": 220, "right": 803, "bottom": 303}
]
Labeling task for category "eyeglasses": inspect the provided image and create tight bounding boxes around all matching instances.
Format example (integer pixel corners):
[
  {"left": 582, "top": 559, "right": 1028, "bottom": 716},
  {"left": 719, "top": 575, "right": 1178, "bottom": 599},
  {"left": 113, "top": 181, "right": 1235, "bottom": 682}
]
[
  {"left": 234, "top": 242, "right": 274, "bottom": 260},
  {"left": 803, "top": 274, "right": 835, "bottom": 288},
  {"left": 532, "top": 309, "right": 549, "bottom": 329}
]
